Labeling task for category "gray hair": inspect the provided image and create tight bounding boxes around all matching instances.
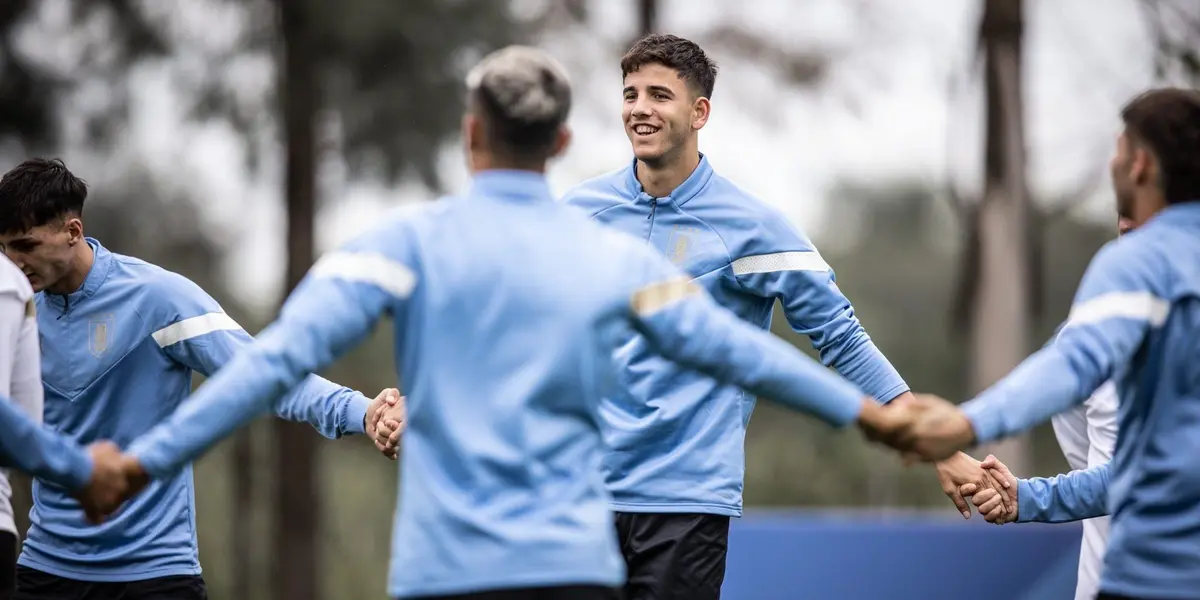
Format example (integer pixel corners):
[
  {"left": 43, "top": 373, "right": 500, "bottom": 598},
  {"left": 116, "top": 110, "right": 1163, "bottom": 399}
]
[{"left": 466, "top": 46, "right": 571, "bottom": 125}]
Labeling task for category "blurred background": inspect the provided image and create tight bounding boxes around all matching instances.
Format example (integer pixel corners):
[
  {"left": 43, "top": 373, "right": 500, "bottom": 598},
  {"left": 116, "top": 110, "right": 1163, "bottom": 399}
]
[{"left": 3, "top": 0, "right": 1199, "bottom": 598}]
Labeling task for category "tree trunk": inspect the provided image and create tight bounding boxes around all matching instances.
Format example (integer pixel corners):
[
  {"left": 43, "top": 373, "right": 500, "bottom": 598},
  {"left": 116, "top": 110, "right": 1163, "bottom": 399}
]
[
  {"left": 230, "top": 429, "right": 254, "bottom": 598},
  {"left": 273, "top": 0, "right": 320, "bottom": 598},
  {"left": 970, "top": 0, "right": 1031, "bottom": 475},
  {"left": 637, "top": 0, "right": 657, "bottom": 37}
]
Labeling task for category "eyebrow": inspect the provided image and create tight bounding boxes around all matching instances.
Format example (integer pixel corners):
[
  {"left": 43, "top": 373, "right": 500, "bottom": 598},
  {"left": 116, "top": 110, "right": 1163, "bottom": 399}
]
[{"left": 623, "top": 85, "right": 675, "bottom": 96}]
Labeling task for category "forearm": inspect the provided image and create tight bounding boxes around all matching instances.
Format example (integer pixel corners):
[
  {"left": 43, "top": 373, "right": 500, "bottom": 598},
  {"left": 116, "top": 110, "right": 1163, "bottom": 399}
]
[
  {"left": 1017, "top": 463, "right": 1111, "bottom": 523},
  {"left": 174, "top": 329, "right": 368, "bottom": 438},
  {"left": 0, "top": 398, "right": 91, "bottom": 490},
  {"left": 821, "top": 331, "right": 909, "bottom": 403},
  {"left": 961, "top": 346, "right": 1087, "bottom": 443},
  {"left": 272, "top": 376, "right": 372, "bottom": 437}
]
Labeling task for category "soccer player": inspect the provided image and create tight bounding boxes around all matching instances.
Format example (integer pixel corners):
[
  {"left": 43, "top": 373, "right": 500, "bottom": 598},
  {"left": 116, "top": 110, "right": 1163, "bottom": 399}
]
[
  {"left": 81, "top": 46, "right": 910, "bottom": 600},
  {"left": 894, "top": 88, "right": 1200, "bottom": 600},
  {"left": 956, "top": 215, "right": 1136, "bottom": 600},
  {"left": 557, "top": 33, "right": 1006, "bottom": 598},
  {"left": 0, "top": 158, "right": 399, "bottom": 600}
]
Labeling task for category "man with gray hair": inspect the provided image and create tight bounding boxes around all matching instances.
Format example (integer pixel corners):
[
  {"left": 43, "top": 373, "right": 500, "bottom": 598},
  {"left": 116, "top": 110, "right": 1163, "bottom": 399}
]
[{"left": 82, "top": 45, "right": 913, "bottom": 600}]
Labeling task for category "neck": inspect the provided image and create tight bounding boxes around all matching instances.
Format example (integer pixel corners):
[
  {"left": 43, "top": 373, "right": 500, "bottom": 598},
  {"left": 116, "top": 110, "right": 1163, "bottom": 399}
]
[
  {"left": 636, "top": 142, "right": 700, "bottom": 198},
  {"left": 1132, "top": 191, "right": 1168, "bottom": 227},
  {"left": 48, "top": 240, "right": 95, "bottom": 295},
  {"left": 471, "top": 152, "right": 546, "bottom": 174}
]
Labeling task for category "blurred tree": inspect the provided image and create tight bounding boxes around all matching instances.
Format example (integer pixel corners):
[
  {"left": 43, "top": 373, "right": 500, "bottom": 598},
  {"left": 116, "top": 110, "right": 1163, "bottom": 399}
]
[
  {"left": 272, "top": 1, "right": 320, "bottom": 599},
  {"left": 951, "top": 0, "right": 1034, "bottom": 475}
]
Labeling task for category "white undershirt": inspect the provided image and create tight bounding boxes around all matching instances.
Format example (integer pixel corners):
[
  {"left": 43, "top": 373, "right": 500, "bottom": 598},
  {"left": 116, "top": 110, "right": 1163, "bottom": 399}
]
[
  {"left": 1049, "top": 380, "right": 1118, "bottom": 600},
  {"left": 0, "top": 256, "right": 43, "bottom": 536}
]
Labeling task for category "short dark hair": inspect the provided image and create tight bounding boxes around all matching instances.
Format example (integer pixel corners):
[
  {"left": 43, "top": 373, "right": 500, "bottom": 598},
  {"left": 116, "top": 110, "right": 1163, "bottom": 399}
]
[
  {"left": 621, "top": 34, "right": 718, "bottom": 99},
  {"left": 466, "top": 46, "right": 572, "bottom": 165},
  {"left": 0, "top": 158, "right": 88, "bottom": 234},
  {"left": 1120, "top": 88, "right": 1200, "bottom": 204}
]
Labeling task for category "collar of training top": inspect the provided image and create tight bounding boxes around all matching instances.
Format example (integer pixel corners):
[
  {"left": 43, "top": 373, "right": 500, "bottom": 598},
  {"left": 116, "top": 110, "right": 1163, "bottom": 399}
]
[
  {"left": 1151, "top": 201, "right": 1200, "bottom": 226},
  {"left": 469, "top": 169, "right": 553, "bottom": 203},
  {"left": 624, "top": 152, "right": 714, "bottom": 208},
  {"left": 44, "top": 237, "right": 113, "bottom": 309}
]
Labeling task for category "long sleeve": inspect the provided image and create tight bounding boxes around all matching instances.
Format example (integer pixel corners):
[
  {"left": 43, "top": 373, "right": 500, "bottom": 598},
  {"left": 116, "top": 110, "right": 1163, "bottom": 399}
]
[
  {"left": 963, "top": 240, "right": 1167, "bottom": 442},
  {"left": 732, "top": 222, "right": 908, "bottom": 403},
  {"left": 128, "top": 247, "right": 415, "bottom": 479},
  {"left": 629, "top": 260, "right": 866, "bottom": 427},
  {"left": 0, "top": 396, "right": 91, "bottom": 490},
  {"left": 1017, "top": 463, "right": 1112, "bottom": 523},
  {"left": 152, "top": 273, "right": 372, "bottom": 438}
]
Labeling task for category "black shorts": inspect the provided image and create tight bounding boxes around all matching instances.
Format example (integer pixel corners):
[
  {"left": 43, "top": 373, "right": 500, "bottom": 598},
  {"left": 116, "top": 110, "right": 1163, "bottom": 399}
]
[
  {"left": 407, "top": 585, "right": 618, "bottom": 600},
  {"left": 0, "top": 531, "right": 17, "bottom": 600},
  {"left": 13, "top": 566, "right": 206, "bottom": 600},
  {"left": 615, "top": 511, "right": 730, "bottom": 600}
]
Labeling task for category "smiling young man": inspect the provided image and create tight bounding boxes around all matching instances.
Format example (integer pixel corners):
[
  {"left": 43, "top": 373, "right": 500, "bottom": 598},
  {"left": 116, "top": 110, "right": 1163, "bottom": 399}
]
[{"left": 558, "top": 34, "right": 1009, "bottom": 600}]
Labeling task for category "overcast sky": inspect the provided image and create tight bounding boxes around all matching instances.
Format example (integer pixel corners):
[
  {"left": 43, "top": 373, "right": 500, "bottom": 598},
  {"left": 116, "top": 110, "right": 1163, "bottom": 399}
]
[{"left": 27, "top": 0, "right": 1164, "bottom": 314}]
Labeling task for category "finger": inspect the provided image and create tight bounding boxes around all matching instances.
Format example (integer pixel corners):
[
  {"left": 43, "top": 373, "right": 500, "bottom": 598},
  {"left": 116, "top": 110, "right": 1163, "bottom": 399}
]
[
  {"left": 388, "top": 427, "right": 401, "bottom": 445},
  {"left": 977, "top": 492, "right": 1003, "bottom": 515},
  {"left": 988, "top": 456, "right": 1016, "bottom": 487},
  {"left": 958, "top": 483, "right": 978, "bottom": 496},
  {"left": 385, "top": 390, "right": 400, "bottom": 405},
  {"left": 982, "top": 471, "right": 1013, "bottom": 513},
  {"left": 945, "top": 486, "right": 971, "bottom": 519},
  {"left": 980, "top": 454, "right": 997, "bottom": 469},
  {"left": 984, "top": 500, "right": 1007, "bottom": 523}
]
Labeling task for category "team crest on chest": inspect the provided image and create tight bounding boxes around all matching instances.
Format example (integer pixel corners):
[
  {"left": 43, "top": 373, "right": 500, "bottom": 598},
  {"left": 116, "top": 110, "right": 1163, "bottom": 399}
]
[
  {"left": 89, "top": 313, "right": 115, "bottom": 357},
  {"left": 667, "top": 225, "right": 699, "bottom": 265}
]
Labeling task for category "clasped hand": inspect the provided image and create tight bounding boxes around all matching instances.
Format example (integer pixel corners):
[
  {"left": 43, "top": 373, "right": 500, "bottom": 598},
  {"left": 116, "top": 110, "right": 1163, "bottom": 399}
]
[{"left": 75, "top": 442, "right": 149, "bottom": 524}]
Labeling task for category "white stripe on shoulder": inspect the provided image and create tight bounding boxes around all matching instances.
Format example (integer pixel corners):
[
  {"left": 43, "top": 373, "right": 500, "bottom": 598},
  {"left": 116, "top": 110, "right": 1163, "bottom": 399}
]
[
  {"left": 1066, "top": 291, "right": 1170, "bottom": 328},
  {"left": 731, "top": 251, "right": 829, "bottom": 276},
  {"left": 152, "top": 312, "right": 243, "bottom": 348},
  {"left": 309, "top": 251, "right": 417, "bottom": 299}
]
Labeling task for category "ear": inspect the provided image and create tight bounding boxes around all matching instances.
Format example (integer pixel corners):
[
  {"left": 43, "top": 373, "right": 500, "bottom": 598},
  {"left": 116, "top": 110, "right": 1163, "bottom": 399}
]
[
  {"left": 64, "top": 217, "right": 84, "bottom": 245},
  {"left": 463, "top": 113, "right": 483, "bottom": 154},
  {"left": 551, "top": 125, "right": 572, "bottom": 159},
  {"left": 1130, "top": 145, "right": 1153, "bottom": 186},
  {"left": 691, "top": 96, "right": 711, "bottom": 131}
]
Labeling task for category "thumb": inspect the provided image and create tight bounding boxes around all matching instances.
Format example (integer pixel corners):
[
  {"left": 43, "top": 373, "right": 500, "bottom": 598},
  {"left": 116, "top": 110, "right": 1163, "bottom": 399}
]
[{"left": 386, "top": 389, "right": 400, "bottom": 405}]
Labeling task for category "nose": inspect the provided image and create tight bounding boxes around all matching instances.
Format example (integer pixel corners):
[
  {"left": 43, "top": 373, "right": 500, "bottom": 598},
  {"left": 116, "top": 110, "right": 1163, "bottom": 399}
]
[{"left": 630, "top": 97, "right": 652, "bottom": 119}]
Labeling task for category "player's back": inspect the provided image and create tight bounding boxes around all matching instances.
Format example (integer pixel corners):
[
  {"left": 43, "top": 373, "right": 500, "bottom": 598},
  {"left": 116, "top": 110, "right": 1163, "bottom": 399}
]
[
  {"left": 1102, "top": 202, "right": 1200, "bottom": 598},
  {"left": 383, "top": 170, "right": 634, "bottom": 597}
]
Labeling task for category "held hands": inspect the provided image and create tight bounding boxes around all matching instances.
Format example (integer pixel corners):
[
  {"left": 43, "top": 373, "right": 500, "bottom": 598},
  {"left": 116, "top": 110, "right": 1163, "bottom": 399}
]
[
  {"left": 855, "top": 393, "right": 977, "bottom": 462},
  {"left": 935, "top": 452, "right": 1012, "bottom": 520},
  {"left": 957, "top": 454, "right": 1020, "bottom": 524},
  {"left": 75, "top": 442, "right": 151, "bottom": 525},
  {"left": 364, "top": 389, "right": 405, "bottom": 460}
]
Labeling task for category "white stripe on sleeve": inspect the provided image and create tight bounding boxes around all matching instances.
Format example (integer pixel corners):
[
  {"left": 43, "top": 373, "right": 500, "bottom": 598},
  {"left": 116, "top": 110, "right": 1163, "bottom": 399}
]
[
  {"left": 731, "top": 251, "right": 830, "bottom": 276},
  {"left": 1065, "top": 291, "right": 1170, "bottom": 328},
  {"left": 152, "top": 313, "right": 243, "bottom": 348},
  {"left": 309, "top": 251, "right": 417, "bottom": 300}
]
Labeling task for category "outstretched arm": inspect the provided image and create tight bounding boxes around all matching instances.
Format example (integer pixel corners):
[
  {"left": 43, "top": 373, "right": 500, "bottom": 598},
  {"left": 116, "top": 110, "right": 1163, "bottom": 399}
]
[
  {"left": 962, "top": 240, "right": 1166, "bottom": 443},
  {"left": 629, "top": 274, "right": 870, "bottom": 427},
  {"left": 155, "top": 274, "right": 374, "bottom": 439},
  {"left": 732, "top": 221, "right": 908, "bottom": 404},
  {"left": 128, "top": 249, "right": 414, "bottom": 479},
  {"left": 0, "top": 395, "right": 92, "bottom": 491}
]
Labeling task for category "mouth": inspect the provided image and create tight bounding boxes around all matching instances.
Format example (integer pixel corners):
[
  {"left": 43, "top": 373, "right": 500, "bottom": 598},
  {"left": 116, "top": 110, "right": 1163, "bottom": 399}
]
[{"left": 631, "top": 124, "right": 661, "bottom": 137}]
